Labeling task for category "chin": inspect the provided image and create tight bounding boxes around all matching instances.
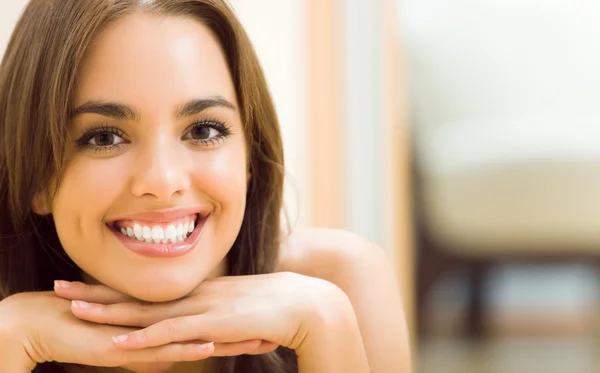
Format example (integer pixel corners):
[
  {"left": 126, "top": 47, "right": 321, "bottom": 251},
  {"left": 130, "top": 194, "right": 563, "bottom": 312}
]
[
  {"left": 91, "top": 267, "right": 207, "bottom": 303},
  {"left": 83, "top": 254, "right": 226, "bottom": 302},
  {"left": 124, "top": 276, "right": 205, "bottom": 302},
  {"left": 128, "top": 287, "right": 193, "bottom": 303}
]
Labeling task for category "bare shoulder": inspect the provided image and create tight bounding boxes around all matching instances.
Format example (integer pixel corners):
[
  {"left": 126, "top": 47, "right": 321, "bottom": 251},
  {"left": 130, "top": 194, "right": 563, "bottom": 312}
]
[
  {"left": 278, "top": 227, "right": 391, "bottom": 281},
  {"left": 278, "top": 227, "right": 412, "bottom": 373}
]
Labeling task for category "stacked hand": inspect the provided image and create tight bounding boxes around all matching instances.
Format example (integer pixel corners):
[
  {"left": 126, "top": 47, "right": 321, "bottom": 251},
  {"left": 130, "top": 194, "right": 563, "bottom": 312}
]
[{"left": 0, "top": 272, "right": 349, "bottom": 372}]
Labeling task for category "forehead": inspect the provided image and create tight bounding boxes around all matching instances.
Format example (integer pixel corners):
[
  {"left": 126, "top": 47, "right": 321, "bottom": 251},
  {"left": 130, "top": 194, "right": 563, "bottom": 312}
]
[{"left": 74, "top": 13, "right": 237, "bottom": 110}]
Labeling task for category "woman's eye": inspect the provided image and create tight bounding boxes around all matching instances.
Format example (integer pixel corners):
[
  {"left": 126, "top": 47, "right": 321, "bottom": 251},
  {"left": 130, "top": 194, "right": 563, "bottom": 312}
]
[
  {"left": 190, "top": 126, "right": 219, "bottom": 140},
  {"left": 74, "top": 126, "right": 127, "bottom": 152},
  {"left": 89, "top": 133, "right": 125, "bottom": 146},
  {"left": 183, "top": 121, "right": 231, "bottom": 145}
]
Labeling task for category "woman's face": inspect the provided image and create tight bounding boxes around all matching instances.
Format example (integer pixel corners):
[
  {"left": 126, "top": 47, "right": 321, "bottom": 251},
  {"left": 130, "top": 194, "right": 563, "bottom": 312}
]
[{"left": 47, "top": 13, "right": 248, "bottom": 302}]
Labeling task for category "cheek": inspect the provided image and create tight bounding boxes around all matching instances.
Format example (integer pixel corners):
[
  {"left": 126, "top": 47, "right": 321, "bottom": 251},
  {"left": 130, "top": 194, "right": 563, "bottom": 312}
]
[
  {"left": 56, "top": 157, "right": 122, "bottom": 211},
  {"left": 193, "top": 141, "right": 248, "bottom": 213},
  {"left": 51, "top": 156, "right": 129, "bottom": 252},
  {"left": 53, "top": 156, "right": 129, "bottom": 217}
]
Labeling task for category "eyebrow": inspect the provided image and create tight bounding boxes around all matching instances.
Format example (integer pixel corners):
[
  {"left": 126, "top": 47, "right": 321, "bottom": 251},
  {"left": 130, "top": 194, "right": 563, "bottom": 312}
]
[{"left": 71, "top": 96, "right": 236, "bottom": 120}]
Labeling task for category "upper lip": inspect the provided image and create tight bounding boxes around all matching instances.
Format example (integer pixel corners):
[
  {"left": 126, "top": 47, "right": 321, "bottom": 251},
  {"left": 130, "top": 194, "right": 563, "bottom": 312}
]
[{"left": 106, "top": 206, "right": 211, "bottom": 224}]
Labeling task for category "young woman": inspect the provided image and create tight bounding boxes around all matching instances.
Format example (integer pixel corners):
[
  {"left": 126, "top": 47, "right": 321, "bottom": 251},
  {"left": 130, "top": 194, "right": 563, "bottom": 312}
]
[{"left": 0, "top": 1, "right": 411, "bottom": 372}]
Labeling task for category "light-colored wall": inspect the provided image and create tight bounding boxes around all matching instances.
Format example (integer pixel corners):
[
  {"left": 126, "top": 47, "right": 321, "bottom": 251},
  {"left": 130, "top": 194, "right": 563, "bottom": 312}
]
[
  {"left": 344, "top": 0, "right": 384, "bottom": 245},
  {"left": 228, "top": 0, "right": 309, "bottom": 229},
  {"left": 0, "top": 0, "right": 29, "bottom": 57}
]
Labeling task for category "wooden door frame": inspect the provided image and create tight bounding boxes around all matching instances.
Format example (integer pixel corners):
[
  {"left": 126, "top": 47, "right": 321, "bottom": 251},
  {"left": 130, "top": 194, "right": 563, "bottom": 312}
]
[{"left": 306, "top": 0, "right": 415, "bottom": 339}]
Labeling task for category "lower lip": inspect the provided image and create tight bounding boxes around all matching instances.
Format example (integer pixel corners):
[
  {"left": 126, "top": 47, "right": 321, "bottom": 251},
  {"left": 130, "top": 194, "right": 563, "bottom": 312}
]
[{"left": 108, "top": 216, "right": 207, "bottom": 258}]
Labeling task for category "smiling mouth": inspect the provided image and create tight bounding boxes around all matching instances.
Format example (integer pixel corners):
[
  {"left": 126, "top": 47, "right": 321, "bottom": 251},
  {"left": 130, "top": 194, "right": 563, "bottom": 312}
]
[{"left": 108, "top": 214, "right": 202, "bottom": 244}]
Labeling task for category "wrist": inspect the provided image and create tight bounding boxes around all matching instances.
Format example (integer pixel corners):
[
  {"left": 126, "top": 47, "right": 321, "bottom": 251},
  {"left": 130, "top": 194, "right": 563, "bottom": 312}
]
[
  {"left": 0, "top": 322, "right": 37, "bottom": 372},
  {"left": 304, "top": 280, "right": 355, "bottom": 332},
  {"left": 0, "top": 296, "right": 40, "bottom": 371},
  {"left": 292, "top": 280, "right": 370, "bottom": 372},
  {"left": 298, "top": 283, "right": 356, "bottom": 348},
  {"left": 295, "top": 278, "right": 356, "bottom": 345}
]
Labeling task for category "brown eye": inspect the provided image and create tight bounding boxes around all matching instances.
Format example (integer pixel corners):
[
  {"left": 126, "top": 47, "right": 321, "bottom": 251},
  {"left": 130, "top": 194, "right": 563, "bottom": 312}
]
[
  {"left": 75, "top": 125, "right": 127, "bottom": 152},
  {"left": 190, "top": 126, "right": 215, "bottom": 140},
  {"left": 182, "top": 120, "right": 231, "bottom": 146},
  {"left": 91, "top": 133, "right": 118, "bottom": 146}
]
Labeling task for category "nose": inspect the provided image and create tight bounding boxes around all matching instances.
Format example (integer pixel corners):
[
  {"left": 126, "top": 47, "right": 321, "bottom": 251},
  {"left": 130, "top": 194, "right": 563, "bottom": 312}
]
[{"left": 130, "top": 135, "right": 191, "bottom": 201}]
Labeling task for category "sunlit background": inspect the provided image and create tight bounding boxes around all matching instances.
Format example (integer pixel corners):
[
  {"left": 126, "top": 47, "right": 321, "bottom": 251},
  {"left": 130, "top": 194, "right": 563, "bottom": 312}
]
[{"left": 7, "top": 0, "right": 600, "bottom": 372}]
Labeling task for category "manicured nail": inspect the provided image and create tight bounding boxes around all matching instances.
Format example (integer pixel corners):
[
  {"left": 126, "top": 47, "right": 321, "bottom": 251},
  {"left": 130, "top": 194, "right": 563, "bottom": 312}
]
[
  {"left": 54, "top": 280, "right": 70, "bottom": 289},
  {"left": 113, "top": 335, "right": 129, "bottom": 344},
  {"left": 72, "top": 300, "right": 92, "bottom": 309}
]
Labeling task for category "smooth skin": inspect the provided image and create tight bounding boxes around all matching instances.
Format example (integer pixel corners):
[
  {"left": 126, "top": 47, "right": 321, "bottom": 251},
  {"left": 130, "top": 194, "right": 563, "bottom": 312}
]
[{"left": 0, "top": 12, "right": 410, "bottom": 373}]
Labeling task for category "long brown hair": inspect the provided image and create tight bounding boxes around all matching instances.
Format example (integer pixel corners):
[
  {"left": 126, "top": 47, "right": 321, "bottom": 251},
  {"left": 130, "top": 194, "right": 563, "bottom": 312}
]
[{"left": 0, "top": 0, "right": 296, "bottom": 372}]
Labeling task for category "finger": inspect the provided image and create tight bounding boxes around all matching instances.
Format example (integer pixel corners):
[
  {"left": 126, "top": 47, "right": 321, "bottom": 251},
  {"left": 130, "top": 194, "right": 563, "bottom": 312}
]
[
  {"left": 245, "top": 341, "right": 280, "bottom": 355},
  {"left": 128, "top": 340, "right": 263, "bottom": 360},
  {"left": 70, "top": 299, "right": 199, "bottom": 328},
  {"left": 112, "top": 315, "right": 234, "bottom": 350},
  {"left": 211, "top": 340, "right": 263, "bottom": 357},
  {"left": 54, "top": 281, "right": 133, "bottom": 304},
  {"left": 112, "top": 314, "right": 275, "bottom": 351},
  {"left": 125, "top": 341, "right": 214, "bottom": 364}
]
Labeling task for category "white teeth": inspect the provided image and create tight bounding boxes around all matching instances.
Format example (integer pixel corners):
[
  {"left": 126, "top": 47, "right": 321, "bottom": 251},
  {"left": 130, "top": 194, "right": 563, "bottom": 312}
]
[
  {"left": 151, "top": 226, "right": 165, "bottom": 241},
  {"left": 118, "top": 218, "right": 198, "bottom": 243},
  {"left": 134, "top": 224, "right": 143, "bottom": 238},
  {"left": 142, "top": 226, "right": 152, "bottom": 240},
  {"left": 165, "top": 225, "right": 177, "bottom": 242}
]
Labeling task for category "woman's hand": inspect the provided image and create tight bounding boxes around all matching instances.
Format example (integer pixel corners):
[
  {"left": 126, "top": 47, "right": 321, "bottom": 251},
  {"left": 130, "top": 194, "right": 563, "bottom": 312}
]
[
  {"left": 54, "top": 272, "right": 353, "bottom": 355},
  {"left": 0, "top": 290, "right": 215, "bottom": 372}
]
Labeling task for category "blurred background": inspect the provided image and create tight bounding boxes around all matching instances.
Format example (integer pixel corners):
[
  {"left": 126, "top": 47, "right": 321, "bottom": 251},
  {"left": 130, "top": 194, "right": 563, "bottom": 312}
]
[
  {"left": 7, "top": 0, "right": 600, "bottom": 372},
  {"left": 401, "top": 1, "right": 600, "bottom": 372}
]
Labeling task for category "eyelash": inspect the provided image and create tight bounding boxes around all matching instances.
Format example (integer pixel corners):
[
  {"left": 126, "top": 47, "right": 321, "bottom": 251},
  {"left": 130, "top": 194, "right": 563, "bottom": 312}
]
[
  {"left": 74, "top": 119, "right": 232, "bottom": 154},
  {"left": 185, "top": 118, "right": 232, "bottom": 147},
  {"left": 75, "top": 125, "right": 125, "bottom": 154}
]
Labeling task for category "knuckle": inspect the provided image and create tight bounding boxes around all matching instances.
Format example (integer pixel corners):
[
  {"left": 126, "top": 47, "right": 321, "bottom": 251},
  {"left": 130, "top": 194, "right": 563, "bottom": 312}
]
[
  {"left": 162, "top": 318, "right": 179, "bottom": 337},
  {"left": 80, "top": 282, "right": 94, "bottom": 292},
  {"left": 135, "top": 329, "right": 150, "bottom": 345}
]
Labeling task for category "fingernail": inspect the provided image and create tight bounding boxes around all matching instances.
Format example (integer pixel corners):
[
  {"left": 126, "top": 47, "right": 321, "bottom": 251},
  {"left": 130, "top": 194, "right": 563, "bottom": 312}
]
[
  {"left": 113, "top": 335, "right": 129, "bottom": 344},
  {"left": 201, "top": 341, "right": 215, "bottom": 350},
  {"left": 54, "top": 280, "right": 70, "bottom": 289},
  {"left": 72, "top": 300, "right": 92, "bottom": 309}
]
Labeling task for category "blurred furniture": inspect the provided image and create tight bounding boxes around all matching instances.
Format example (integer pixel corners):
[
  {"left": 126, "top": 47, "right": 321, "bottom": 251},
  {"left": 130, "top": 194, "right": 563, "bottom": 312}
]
[{"left": 398, "top": 0, "right": 600, "bottom": 338}]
